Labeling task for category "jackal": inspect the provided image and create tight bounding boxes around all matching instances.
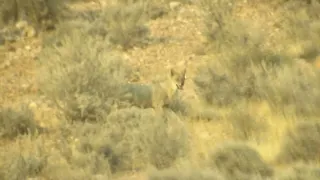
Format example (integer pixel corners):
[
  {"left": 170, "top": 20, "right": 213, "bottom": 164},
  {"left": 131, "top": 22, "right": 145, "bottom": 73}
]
[{"left": 118, "top": 67, "right": 186, "bottom": 109}]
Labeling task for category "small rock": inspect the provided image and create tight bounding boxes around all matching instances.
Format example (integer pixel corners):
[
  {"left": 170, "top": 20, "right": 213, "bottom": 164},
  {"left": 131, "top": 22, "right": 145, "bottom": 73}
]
[
  {"left": 169, "top": 1, "right": 182, "bottom": 11},
  {"left": 27, "top": 178, "right": 40, "bottom": 180},
  {"left": 28, "top": 102, "right": 38, "bottom": 110},
  {"left": 25, "top": 45, "right": 31, "bottom": 50},
  {"left": 93, "top": 174, "right": 109, "bottom": 180},
  {"left": 21, "top": 83, "right": 31, "bottom": 91}
]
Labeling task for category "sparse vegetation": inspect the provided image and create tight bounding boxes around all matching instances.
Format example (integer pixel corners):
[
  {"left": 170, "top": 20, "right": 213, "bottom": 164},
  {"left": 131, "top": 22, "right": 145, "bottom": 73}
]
[
  {"left": 66, "top": 107, "right": 189, "bottom": 172},
  {"left": 148, "top": 168, "right": 225, "bottom": 180},
  {"left": 38, "top": 29, "right": 133, "bottom": 123},
  {"left": 276, "top": 121, "right": 320, "bottom": 164},
  {"left": 194, "top": 0, "right": 289, "bottom": 106},
  {"left": 276, "top": 164, "right": 320, "bottom": 180},
  {"left": 3, "top": 0, "right": 320, "bottom": 179},
  {"left": 227, "top": 104, "right": 267, "bottom": 141},
  {"left": 100, "top": 2, "right": 151, "bottom": 50}
]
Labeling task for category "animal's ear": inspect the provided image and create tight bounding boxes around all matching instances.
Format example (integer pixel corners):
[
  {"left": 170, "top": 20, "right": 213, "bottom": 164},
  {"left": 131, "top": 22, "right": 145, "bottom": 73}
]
[{"left": 170, "top": 68, "right": 176, "bottom": 77}]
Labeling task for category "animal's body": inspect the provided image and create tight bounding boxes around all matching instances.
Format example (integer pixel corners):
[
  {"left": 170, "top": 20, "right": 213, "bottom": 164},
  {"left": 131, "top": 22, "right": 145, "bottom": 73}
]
[{"left": 118, "top": 69, "right": 185, "bottom": 109}]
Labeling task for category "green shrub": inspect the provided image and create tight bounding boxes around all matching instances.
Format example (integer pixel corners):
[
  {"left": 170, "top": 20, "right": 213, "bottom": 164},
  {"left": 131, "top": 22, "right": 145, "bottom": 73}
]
[{"left": 208, "top": 142, "right": 273, "bottom": 180}]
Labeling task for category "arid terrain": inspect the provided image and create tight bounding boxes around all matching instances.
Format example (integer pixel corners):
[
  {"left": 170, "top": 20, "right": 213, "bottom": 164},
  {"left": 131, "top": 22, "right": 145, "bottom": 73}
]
[{"left": 1, "top": 0, "right": 320, "bottom": 179}]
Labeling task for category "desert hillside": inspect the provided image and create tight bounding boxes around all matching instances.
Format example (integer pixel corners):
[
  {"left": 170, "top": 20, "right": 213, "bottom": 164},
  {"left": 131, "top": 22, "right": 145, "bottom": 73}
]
[{"left": 1, "top": 0, "right": 320, "bottom": 179}]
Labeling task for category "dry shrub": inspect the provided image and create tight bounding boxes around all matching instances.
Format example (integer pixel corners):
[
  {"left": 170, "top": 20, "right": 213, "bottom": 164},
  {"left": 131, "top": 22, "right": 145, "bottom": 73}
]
[
  {"left": 199, "top": 0, "right": 271, "bottom": 54},
  {"left": 119, "top": 0, "right": 169, "bottom": 20},
  {"left": 259, "top": 63, "right": 320, "bottom": 117},
  {"left": 194, "top": 53, "right": 320, "bottom": 117},
  {"left": 227, "top": 104, "right": 267, "bottom": 141},
  {"left": 44, "top": 1, "right": 151, "bottom": 50},
  {"left": 147, "top": 110, "right": 189, "bottom": 169},
  {"left": 44, "top": 143, "right": 111, "bottom": 179},
  {"left": 145, "top": 3, "right": 168, "bottom": 20},
  {"left": 100, "top": 2, "right": 150, "bottom": 50},
  {"left": 250, "top": 0, "right": 320, "bottom": 7},
  {"left": 193, "top": 49, "right": 289, "bottom": 107},
  {"left": 148, "top": 168, "right": 225, "bottom": 180},
  {"left": 192, "top": 107, "right": 220, "bottom": 121},
  {"left": 43, "top": 19, "right": 105, "bottom": 48},
  {"left": 195, "top": 0, "right": 289, "bottom": 105},
  {"left": 38, "top": 29, "right": 133, "bottom": 123},
  {"left": 196, "top": 0, "right": 320, "bottom": 117},
  {"left": 0, "top": 149, "right": 48, "bottom": 180},
  {"left": 0, "top": 104, "right": 42, "bottom": 139},
  {"left": 276, "top": 121, "right": 320, "bottom": 164},
  {"left": 41, "top": 1, "right": 150, "bottom": 50},
  {"left": 208, "top": 142, "right": 273, "bottom": 180},
  {"left": 278, "top": 0, "right": 320, "bottom": 60},
  {"left": 0, "top": 0, "right": 66, "bottom": 29},
  {"left": 1, "top": 153, "right": 47, "bottom": 180},
  {"left": 0, "top": 134, "right": 111, "bottom": 180},
  {"left": 199, "top": 0, "right": 237, "bottom": 48},
  {"left": 165, "top": 91, "right": 193, "bottom": 117},
  {"left": 276, "top": 164, "right": 320, "bottom": 180},
  {"left": 72, "top": 107, "right": 189, "bottom": 173},
  {"left": 196, "top": 0, "right": 305, "bottom": 109}
]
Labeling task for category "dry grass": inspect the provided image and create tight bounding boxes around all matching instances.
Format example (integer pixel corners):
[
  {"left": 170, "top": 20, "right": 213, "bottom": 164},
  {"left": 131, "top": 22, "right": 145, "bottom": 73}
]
[{"left": 2, "top": 0, "right": 320, "bottom": 179}]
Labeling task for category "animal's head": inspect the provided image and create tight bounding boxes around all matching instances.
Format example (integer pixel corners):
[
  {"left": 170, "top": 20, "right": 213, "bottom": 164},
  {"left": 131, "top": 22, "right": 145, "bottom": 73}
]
[
  {"left": 158, "top": 66, "right": 187, "bottom": 100},
  {"left": 151, "top": 61, "right": 188, "bottom": 109},
  {"left": 170, "top": 67, "right": 186, "bottom": 90}
]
